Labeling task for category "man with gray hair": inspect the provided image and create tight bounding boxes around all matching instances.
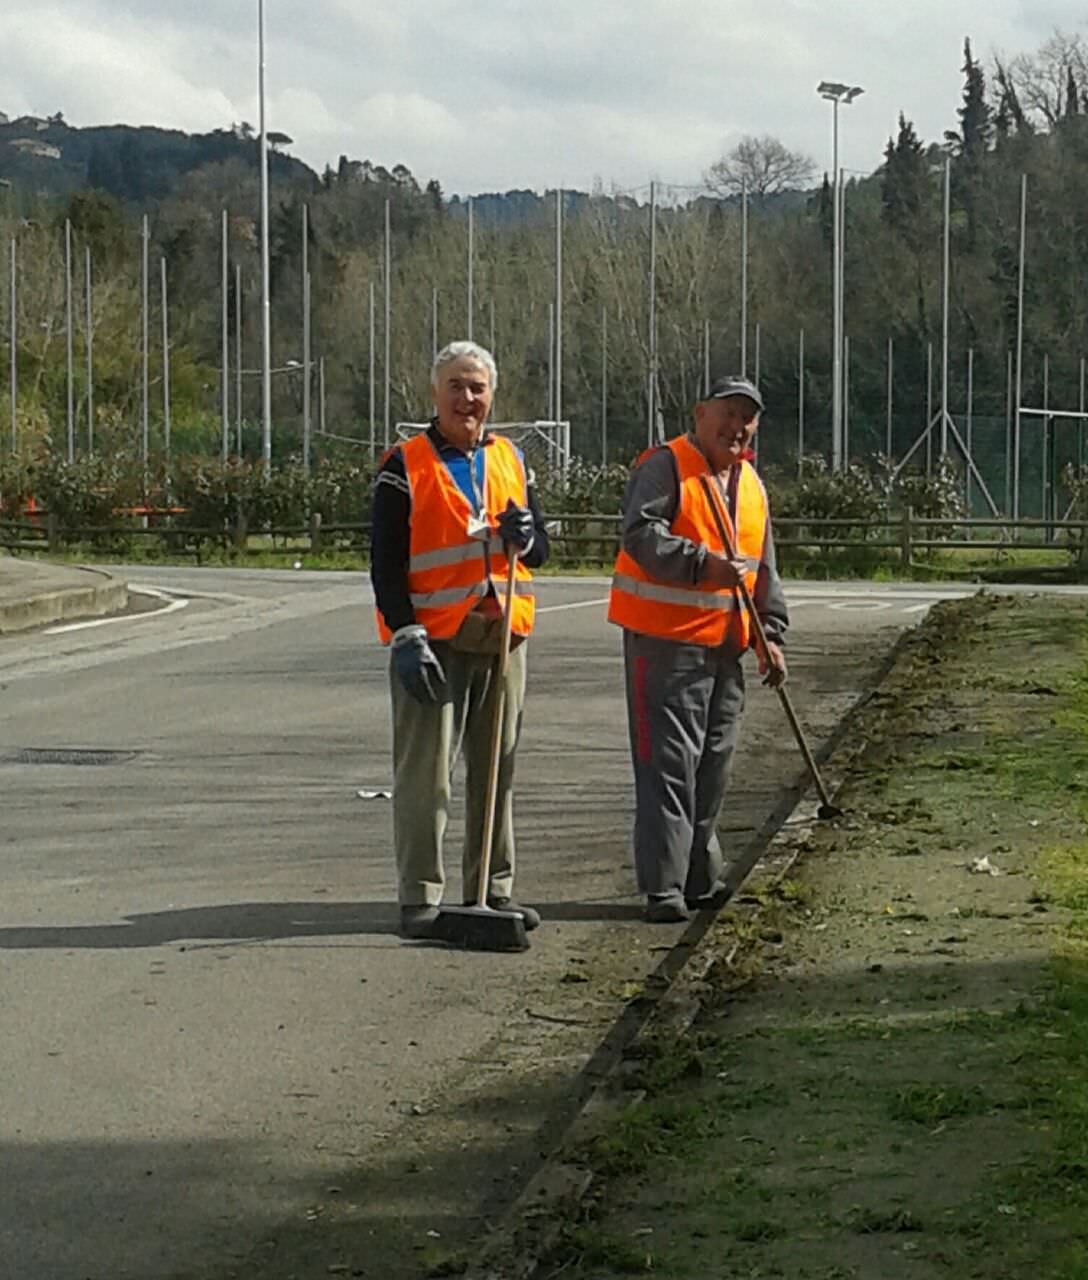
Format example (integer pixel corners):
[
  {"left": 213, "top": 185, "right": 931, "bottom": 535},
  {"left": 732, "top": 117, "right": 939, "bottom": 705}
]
[{"left": 371, "top": 341, "right": 550, "bottom": 940}]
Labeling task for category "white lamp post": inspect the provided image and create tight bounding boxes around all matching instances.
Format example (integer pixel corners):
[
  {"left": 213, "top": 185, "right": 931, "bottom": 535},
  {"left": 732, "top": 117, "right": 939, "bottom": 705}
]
[
  {"left": 817, "top": 80, "right": 863, "bottom": 471},
  {"left": 258, "top": 0, "right": 272, "bottom": 468}
]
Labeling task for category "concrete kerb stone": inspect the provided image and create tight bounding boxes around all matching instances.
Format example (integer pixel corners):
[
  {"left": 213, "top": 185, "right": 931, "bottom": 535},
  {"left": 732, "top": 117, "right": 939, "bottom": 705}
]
[
  {"left": 0, "top": 564, "right": 128, "bottom": 635},
  {"left": 462, "top": 632, "right": 914, "bottom": 1280}
]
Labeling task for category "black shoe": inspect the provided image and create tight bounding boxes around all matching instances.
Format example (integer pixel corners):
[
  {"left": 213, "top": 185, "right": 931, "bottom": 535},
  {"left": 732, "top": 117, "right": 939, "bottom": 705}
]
[
  {"left": 685, "top": 879, "right": 729, "bottom": 910},
  {"left": 645, "top": 895, "right": 691, "bottom": 924},
  {"left": 399, "top": 905, "right": 441, "bottom": 940},
  {"left": 465, "top": 897, "right": 541, "bottom": 931}
]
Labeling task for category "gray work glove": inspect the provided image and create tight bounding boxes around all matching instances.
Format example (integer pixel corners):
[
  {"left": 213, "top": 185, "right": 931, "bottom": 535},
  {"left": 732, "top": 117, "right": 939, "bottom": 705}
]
[
  {"left": 391, "top": 625, "right": 446, "bottom": 704},
  {"left": 497, "top": 498, "right": 534, "bottom": 554}
]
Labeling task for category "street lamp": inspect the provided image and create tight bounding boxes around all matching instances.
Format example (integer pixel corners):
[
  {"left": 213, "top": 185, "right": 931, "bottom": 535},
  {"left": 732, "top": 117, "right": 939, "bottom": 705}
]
[
  {"left": 817, "top": 80, "right": 864, "bottom": 471},
  {"left": 258, "top": 0, "right": 272, "bottom": 469}
]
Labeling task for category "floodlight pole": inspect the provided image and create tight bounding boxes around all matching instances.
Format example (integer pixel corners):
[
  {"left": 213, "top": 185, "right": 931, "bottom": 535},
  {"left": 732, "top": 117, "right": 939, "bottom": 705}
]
[
  {"left": 142, "top": 215, "right": 149, "bottom": 468},
  {"left": 648, "top": 179, "right": 658, "bottom": 446},
  {"left": 303, "top": 270, "right": 312, "bottom": 468},
  {"left": 368, "top": 279, "right": 376, "bottom": 460},
  {"left": 1014, "top": 173, "right": 1026, "bottom": 520},
  {"left": 65, "top": 218, "right": 74, "bottom": 462},
  {"left": 85, "top": 245, "right": 93, "bottom": 455},
  {"left": 235, "top": 263, "right": 243, "bottom": 455},
  {"left": 817, "top": 80, "right": 863, "bottom": 470},
  {"left": 161, "top": 257, "right": 171, "bottom": 463},
  {"left": 601, "top": 306, "right": 608, "bottom": 465},
  {"left": 431, "top": 286, "right": 438, "bottom": 359},
  {"left": 797, "top": 328, "right": 805, "bottom": 474},
  {"left": 886, "top": 336, "right": 894, "bottom": 460},
  {"left": 965, "top": 346, "right": 974, "bottom": 512},
  {"left": 740, "top": 179, "right": 748, "bottom": 376},
  {"left": 258, "top": 0, "right": 273, "bottom": 469},
  {"left": 467, "top": 196, "right": 474, "bottom": 341},
  {"left": 703, "top": 318, "right": 711, "bottom": 396},
  {"left": 940, "top": 157, "right": 951, "bottom": 459},
  {"left": 221, "top": 210, "right": 229, "bottom": 461},
  {"left": 9, "top": 237, "right": 15, "bottom": 453},
  {"left": 383, "top": 198, "right": 391, "bottom": 450},
  {"left": 302, "top": 203, "right": 311, "bottom": 469},
  {"left": 555, "top": 187, "right": 563, "bottom": 428}
]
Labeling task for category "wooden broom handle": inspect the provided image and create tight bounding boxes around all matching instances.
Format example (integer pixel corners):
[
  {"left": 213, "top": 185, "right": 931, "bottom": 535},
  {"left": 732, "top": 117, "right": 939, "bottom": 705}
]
[
  {"left": 476, "top": 550, "right": 519, "bottom": 908},
  {"left": 698, "top": 473, "right": 837, "bottom": 813}
]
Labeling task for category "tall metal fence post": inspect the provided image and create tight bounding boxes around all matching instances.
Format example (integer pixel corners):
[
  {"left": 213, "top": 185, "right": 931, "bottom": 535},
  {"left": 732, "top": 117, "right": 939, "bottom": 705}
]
[{"left": 900, "top": 505, "right": 914, "bottom": 566}]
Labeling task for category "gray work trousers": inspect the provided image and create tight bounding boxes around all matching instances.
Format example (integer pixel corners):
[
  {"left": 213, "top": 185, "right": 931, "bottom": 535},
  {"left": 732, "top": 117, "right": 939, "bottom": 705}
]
[
  {"left": 622, "top": 629, "right": 746, "bottom": 900},
  {"left": 390, "top": 636, "right": 527, "bottom": 907}
]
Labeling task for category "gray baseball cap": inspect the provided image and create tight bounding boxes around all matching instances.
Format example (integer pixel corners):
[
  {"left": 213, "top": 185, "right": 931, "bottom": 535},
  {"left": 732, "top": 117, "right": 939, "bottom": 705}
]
[{"left": 704, "top": 375, "right": 763, "bottom": 410}]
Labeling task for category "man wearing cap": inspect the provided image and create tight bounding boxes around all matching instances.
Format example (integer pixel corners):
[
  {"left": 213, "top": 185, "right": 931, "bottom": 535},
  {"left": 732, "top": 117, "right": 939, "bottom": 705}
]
[
  {"left": 371, "top": 340, "right": 550, "bottom": 940},
  {"left": 608, "top": 376, "right": 789, "bottom": 923}
]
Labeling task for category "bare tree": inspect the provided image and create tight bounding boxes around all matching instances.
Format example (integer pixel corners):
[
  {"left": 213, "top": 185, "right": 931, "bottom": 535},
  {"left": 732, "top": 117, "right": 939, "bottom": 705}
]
[
  {"left": 1001, "top": 29, "right": 1088, "bottom": 127},
  {"left": 704, "top": 134, "right": 816, "bottom": 199}
]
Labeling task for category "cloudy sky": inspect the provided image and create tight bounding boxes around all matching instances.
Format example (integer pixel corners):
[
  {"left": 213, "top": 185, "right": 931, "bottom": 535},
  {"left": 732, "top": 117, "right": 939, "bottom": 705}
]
[{"left": 2, "top": 1, "right": 1084, "bottom": 196}]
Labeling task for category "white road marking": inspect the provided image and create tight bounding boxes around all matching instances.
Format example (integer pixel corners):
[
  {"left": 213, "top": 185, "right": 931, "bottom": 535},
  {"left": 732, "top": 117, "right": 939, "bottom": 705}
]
[
  {"left": 43, "top": 586, "right": 189, "bottom": 635},
  {"left": 827, "top": 601, "right": 895, "bottom": 612},
  {"left": 789, "top": 587, "right": 969, "bottom": 601},
  {"left": 537, "top": 597, "right": 610, "bottom": 614}
]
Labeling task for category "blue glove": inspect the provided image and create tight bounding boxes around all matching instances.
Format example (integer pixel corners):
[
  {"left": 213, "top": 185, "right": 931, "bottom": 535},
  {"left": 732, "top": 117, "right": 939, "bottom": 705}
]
[
  {"left": 391, "top": 625, "right": 446, "bottom": 704},
  {"left": 497, "top": 499, "right": 534, "bottom": 554}
]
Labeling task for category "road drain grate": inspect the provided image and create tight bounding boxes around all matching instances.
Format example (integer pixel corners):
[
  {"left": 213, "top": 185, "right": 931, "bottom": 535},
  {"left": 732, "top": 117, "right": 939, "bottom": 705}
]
[{"left": 2, "top": 748, "right": 140, "bottom": 766}]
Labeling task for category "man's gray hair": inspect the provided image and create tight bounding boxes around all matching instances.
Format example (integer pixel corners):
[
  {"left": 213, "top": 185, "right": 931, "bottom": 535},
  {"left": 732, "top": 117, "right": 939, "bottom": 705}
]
[{"left": 431, "top": 340, "right": 499, "bottom": 391}]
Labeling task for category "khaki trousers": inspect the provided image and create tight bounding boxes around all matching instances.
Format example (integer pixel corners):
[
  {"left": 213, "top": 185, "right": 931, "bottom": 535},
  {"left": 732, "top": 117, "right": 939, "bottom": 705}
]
[{"left": 391, "top": 632, "right": 527, "bottom": 907}]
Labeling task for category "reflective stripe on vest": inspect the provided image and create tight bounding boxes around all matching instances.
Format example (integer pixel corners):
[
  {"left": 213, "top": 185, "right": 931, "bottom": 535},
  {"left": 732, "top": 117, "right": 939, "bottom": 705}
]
[
  {"left": 409, "top": 535, "right": 505, "bottom": 573},
  {"left": 607, "top": 435, "right": 768, "bottom": 649},
  {"left": 375, "top": 432, "right": 536, "bottom": 644},
  {"left": 409, "top": 577, "right": 535, "bottom": 611},
  {"left": 610, "top": 572, "right": 742, "bottom": 613}
]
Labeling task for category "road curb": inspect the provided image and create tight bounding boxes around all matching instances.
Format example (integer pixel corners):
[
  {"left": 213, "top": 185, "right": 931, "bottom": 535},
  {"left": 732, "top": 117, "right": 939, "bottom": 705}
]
[
  {"left": 463, "top": 630, "right": 914, "bottom": 1280},
  {"left": 0, "top": 565, "right": 128, "bottom": 635}
]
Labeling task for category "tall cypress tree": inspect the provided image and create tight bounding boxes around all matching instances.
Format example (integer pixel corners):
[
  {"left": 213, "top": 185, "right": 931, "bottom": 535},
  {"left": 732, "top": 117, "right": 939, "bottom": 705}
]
[
  {"left": 945, "top": 38, "right": 992, "bottom": 161},
  {"left": 882, "top": 113, "right": 929, "bottom": 250},
  {"left": 944, "top": 38, "right": 992, "bottom": 248}
]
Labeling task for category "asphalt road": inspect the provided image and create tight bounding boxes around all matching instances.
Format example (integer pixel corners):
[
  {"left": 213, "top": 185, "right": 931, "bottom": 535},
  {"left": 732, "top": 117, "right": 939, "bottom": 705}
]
[{"left": 0, "top": 570, "right": 970, "bottom": 1279}]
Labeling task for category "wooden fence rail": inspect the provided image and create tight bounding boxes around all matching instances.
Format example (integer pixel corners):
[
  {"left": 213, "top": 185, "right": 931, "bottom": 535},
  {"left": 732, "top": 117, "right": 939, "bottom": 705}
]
[{"left": 3, "top": 508, "right": 1088, "bottom": 567}]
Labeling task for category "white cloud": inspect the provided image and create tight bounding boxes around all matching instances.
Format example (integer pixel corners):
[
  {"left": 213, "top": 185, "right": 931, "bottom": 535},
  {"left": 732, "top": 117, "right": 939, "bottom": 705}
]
[{"left": 2, "top": 1, "right": 1087, "bottom": 194}]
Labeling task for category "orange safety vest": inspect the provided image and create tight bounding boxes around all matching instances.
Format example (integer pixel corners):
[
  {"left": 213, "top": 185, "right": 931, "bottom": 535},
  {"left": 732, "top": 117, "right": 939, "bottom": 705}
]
[
  {"left": 375, "top": 432, "right": 536, "bottom": 644},
  {"left": 608, "top": 434, "right": 768, "bottom": 649}
]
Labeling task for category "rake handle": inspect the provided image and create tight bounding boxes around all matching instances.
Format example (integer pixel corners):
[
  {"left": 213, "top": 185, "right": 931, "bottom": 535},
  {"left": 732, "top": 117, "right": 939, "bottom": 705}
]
[
  {"left": 476, "top": 549, "right": 519, "bottom": 909},
  {"left": 698, "top": 473, "right": 837, "bottom": 814}
]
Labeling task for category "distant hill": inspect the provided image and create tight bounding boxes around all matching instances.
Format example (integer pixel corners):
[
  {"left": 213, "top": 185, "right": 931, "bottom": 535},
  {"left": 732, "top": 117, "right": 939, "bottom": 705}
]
[
  {"left": 0, "top": 113, "right": 316, "bottom": 204},
  {"left": 0, "top": 111, "right": 816, "bottom": 224}
]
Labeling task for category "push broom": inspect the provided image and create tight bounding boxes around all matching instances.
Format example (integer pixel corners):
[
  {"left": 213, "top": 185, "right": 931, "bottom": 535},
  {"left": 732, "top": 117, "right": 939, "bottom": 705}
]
[
  {"left": 433, "top": 548, "right": 532, "bottom": 952},
  {"left": 699, "top": 472, "right": 842, "bottom": 821}
]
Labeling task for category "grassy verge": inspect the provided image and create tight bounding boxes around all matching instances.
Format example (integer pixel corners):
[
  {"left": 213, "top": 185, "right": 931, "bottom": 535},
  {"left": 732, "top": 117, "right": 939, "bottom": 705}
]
[{"left": 534, "top": 594, "right": 1088, "bottom": 1280}]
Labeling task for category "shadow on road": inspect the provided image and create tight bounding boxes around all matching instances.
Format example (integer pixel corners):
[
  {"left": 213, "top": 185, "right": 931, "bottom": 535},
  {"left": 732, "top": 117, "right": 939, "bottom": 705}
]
[
  {"left": 0, "top": 900, "right": 400, "bottom": 948},
  {"left": 0, "top": 898, "right": 660, "bottom": 949}
]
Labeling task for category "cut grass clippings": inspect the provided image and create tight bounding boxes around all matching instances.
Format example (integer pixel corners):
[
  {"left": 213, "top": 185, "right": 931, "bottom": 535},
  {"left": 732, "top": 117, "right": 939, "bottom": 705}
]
[{"left": 536, "top": 593, "right": 1088, "bottom": 1280}]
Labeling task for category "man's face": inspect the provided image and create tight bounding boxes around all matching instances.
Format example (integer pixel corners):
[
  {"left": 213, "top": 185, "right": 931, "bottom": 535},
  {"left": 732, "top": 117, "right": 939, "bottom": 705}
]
[
  {"left": 432, "top": 355, "right": 493, "bottom": 449},
  {"left": 693, "top": 394, "right": 760, "bottom": 472}
]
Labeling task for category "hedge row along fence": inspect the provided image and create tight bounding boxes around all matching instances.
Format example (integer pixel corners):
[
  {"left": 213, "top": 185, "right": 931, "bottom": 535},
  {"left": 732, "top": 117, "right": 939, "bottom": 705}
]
[{"left": 4, "top": 449, "right": 1088, "bottom": 568}]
